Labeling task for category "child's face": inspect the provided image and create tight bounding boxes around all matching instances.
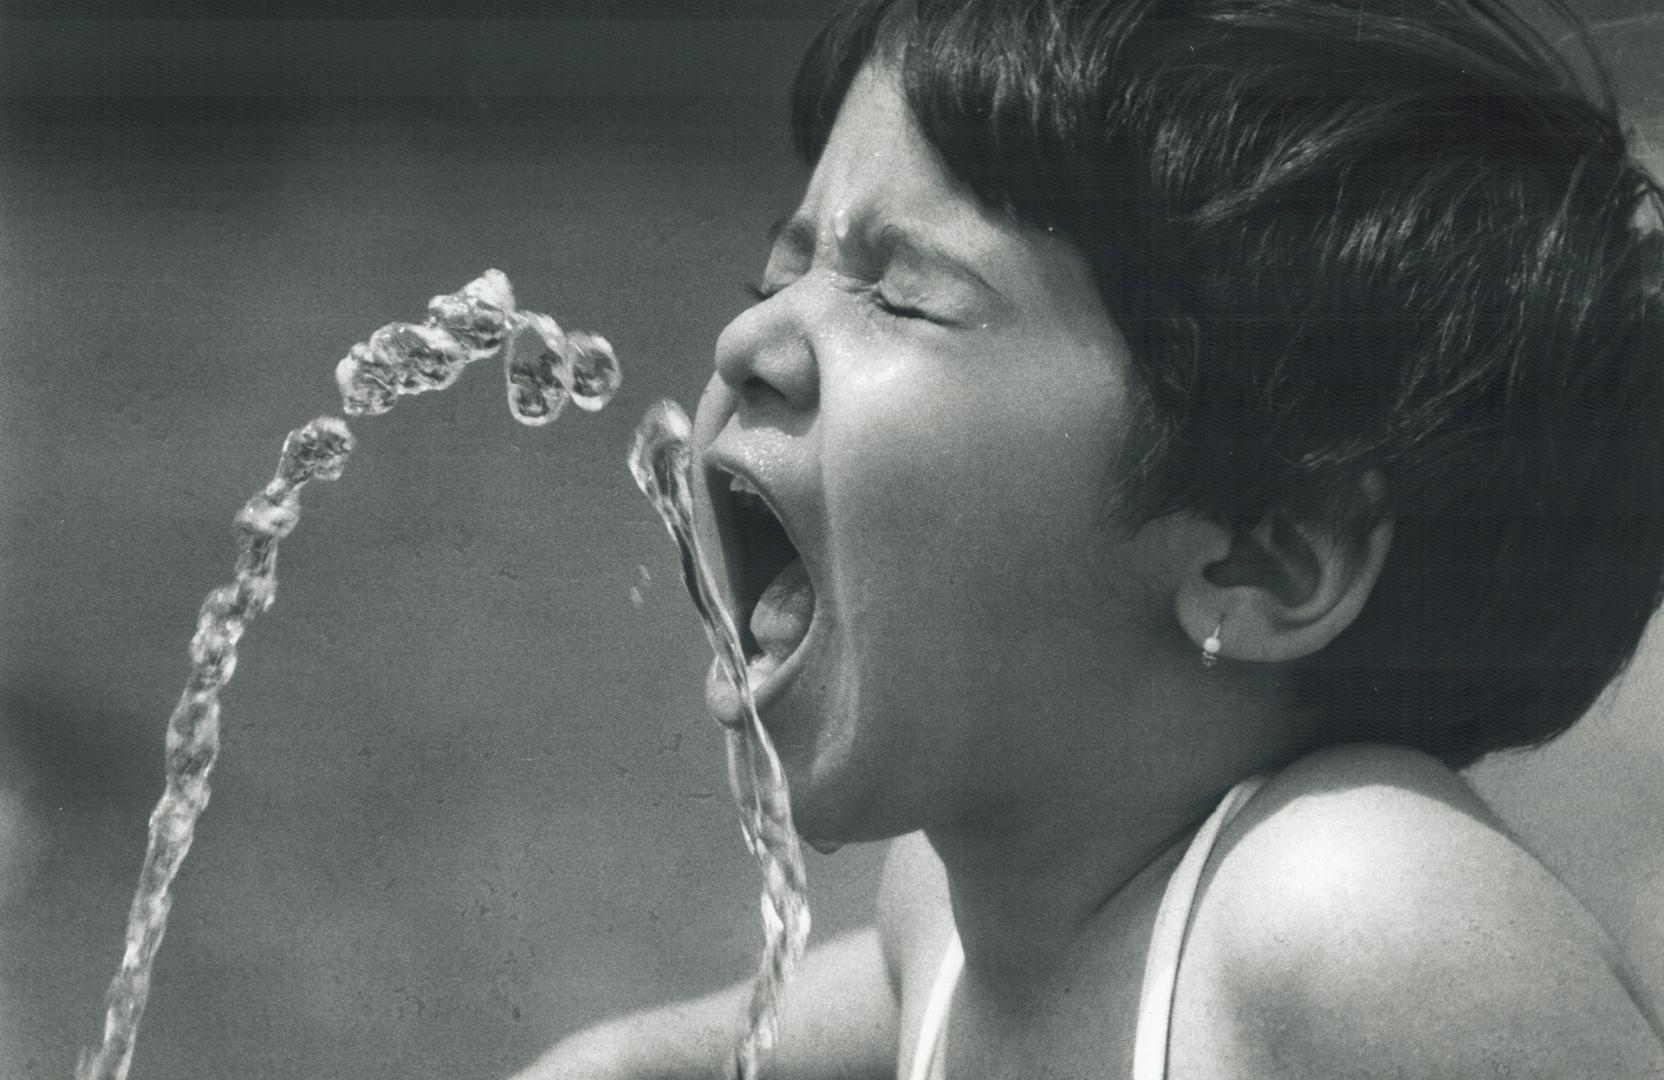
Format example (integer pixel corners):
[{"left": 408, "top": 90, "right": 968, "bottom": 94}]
[{"left": 693, "top": 64, "right": 1177, "bottom": 844}]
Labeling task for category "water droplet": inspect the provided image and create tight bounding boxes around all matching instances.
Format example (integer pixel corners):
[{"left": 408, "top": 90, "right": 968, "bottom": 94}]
[
  {"left": 375, "top": 322, "right": 467, "bottom": 392},
  {"left": 233, "top": 495, "right": 299, "bottom": 541},
  {"left": 427, "top": 269, "right": 517, "bottom": 360},
  {"left": 278, "top": 417, "right": 355, "bottom": 486},
  {"left": 831, "top": 205, "right": 851, "bottom": 242},
  {"left": 561, "top": 330, "right": 622, "bottom": 412},
  {"left": 505, "top": 370, "right": 570, "bottom": 426},
  {"left": 500, "top": 314, "right": 570, "bottom": 427},
  {"left": 335, "top": 344, "right": 398, "bottom": 417}
]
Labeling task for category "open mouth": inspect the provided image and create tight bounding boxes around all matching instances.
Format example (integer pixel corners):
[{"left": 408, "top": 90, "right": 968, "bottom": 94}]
[{"left": 712, "top": 468, "right": 816, "bottom": 672}]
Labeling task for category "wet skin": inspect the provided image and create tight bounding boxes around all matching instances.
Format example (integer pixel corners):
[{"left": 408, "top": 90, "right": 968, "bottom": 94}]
[{"left": 692, "top": 63, "right": 1191, "bottom": 849}]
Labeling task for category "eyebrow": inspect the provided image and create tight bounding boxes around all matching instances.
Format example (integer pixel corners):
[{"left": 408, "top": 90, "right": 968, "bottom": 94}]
[
  {"left": 874, "top": 222, "right": 998, "bottom": 295},
  {"left": 766, "top": 214, "right": 999, "bottom": 296}
]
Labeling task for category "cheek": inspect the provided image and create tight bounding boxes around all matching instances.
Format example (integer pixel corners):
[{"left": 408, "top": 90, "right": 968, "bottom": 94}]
[{"left": 824, "top": 353, "right": 1129, "bottom": 623}]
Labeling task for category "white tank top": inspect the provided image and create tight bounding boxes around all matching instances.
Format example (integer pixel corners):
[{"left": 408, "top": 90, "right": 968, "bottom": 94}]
[{"left": 903, "top": 775, "right": 1267, "bottom": 1080}]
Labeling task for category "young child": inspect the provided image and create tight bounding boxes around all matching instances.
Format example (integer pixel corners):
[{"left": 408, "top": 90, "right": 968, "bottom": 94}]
[{"left": 519, "top": 0, "right": 1664, "bottom": 1075}]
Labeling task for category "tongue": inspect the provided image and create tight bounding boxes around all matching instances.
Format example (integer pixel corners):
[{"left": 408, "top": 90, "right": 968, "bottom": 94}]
[{"left": 749, "top": 558, "right": 814, "bottom": 661}]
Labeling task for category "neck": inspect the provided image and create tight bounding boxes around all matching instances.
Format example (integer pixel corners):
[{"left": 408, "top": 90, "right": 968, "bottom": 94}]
[{"left": 923, "top": 683, "right": 1305, "bottom": 986}]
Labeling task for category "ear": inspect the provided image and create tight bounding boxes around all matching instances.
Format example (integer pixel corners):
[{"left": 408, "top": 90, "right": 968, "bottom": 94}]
[{"left": 1173, "top": 480, "right": 1394, "bottom": 665}]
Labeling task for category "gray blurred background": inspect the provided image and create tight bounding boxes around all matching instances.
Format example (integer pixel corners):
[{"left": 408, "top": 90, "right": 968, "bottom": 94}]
[{"left": 0, "top": 3, "right": 1660, "bottom": 1078}]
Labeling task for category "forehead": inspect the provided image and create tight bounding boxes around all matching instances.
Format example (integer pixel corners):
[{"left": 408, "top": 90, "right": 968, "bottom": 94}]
[
  {"left": 777, "top": 65, "right": 1016, "bottom": 280},
  {"left": 782, "top": 63, "right": 1120, "bottom": 342},
  {"left": 794, "top": 64, "right": 983, "bottom": 240}
]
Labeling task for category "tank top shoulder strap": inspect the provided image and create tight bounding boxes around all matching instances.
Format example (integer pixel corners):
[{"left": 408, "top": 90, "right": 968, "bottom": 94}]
[
  {"left": 1131, "top": 773, "right": 1267, "bottom": 1080},
  {"left": 905, "top": 930, "right": 964, "bottom": 1080}
]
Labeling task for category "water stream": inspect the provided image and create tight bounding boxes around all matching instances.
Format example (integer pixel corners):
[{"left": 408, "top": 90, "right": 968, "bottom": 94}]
[
  {"left": 74, "top": 417, "right": 356, "bottom": 1080},
  {"left": 629, "top": 400, "right": 811, "bottom": 1080},
  {"left": 78, "top": 272, "right": 620, "bottom": 1080}
]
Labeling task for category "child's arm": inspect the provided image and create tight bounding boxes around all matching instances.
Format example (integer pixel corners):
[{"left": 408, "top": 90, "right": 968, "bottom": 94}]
[{"left": 508, "top": 926, "right": 899, "bottom": 1080}]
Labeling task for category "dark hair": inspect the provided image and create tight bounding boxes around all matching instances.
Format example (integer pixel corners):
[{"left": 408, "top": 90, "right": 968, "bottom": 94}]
[{"left": 791, "top": 0, "right": 1664, "bottom": 767}]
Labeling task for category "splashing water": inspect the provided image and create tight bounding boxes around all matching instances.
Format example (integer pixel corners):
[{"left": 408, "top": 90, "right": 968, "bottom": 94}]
[
  {"left": 629, "top": 400, "right": 811, "bottom": 1080},
  {"left": 79, "top": 271, "right": 620, "bottom": 1080}
]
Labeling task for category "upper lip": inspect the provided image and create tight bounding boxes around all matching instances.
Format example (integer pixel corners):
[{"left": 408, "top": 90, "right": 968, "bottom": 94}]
[{"left": 700, "top": 449, "right": 810, "bottom": 660}]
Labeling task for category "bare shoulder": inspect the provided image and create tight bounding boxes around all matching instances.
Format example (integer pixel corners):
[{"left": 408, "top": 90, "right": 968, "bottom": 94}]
[{"left": 1176, "top": 743, "right": 1664, "bottom": 1079}]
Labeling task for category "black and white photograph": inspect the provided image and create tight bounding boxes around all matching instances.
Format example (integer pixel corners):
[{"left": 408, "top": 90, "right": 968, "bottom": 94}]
[{"left": 1, "top": 1, "right": 1661, "bottom": 1077}]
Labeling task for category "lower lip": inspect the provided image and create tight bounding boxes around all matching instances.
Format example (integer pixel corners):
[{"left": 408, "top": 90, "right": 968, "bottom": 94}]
[{"left": 705, "top": 637, "right": 806, "bottom": 730}]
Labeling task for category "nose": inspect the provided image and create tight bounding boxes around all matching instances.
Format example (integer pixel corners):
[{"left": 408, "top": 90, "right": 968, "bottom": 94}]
[{"left": 712, "top": 292, "right": 819, "bottom": 412}]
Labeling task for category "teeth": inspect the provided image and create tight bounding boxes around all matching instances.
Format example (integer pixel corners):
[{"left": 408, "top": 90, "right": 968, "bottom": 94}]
[{"left": 729, "top": 473, "right": 763, "bottom": 497}]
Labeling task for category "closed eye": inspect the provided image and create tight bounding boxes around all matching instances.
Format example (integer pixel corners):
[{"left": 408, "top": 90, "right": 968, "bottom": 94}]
[
  {"left": 870, "top": 288, "right": 931, "bottom": 321},
  {"left": 743, "top": 278, "right": 941, "bottom": 324}
]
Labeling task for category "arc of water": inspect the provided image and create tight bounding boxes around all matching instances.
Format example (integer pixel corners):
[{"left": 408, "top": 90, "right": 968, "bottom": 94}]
[{"left": 79, "top": 272, "right": 622, "bottom": 1080}]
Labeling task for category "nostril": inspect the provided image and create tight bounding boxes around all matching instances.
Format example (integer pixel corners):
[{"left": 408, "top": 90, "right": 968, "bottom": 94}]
[
  {"left": 714, "top": 301, "right": 818, "bottom": 410},
  {"left": 725, "top": 347, "right": 818, "bottom": 412},
  {"left": 740, "top": 374, "right": 783, "bottom": 402}
]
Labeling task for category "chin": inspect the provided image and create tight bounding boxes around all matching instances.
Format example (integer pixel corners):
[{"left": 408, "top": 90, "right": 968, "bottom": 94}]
[
  {"left": 800, "top": 833, "right": 849, "bottom": 856},
  {"left": 780, "top": 761, "right": 913, "bottom": 852},
  {"left": 775, "top": 775, "right": 860, "bottom": 850},
  {"left": 793, "top": 812, "right": 894, "bottom": 855},
  {"left": 765, "top": 687, "right": 927, "bottom": 847}
]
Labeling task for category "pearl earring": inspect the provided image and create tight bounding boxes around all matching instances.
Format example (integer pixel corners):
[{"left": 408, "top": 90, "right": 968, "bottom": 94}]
[{"left": 1202, "top": 623, "right": 1223, "bottom": 668}]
